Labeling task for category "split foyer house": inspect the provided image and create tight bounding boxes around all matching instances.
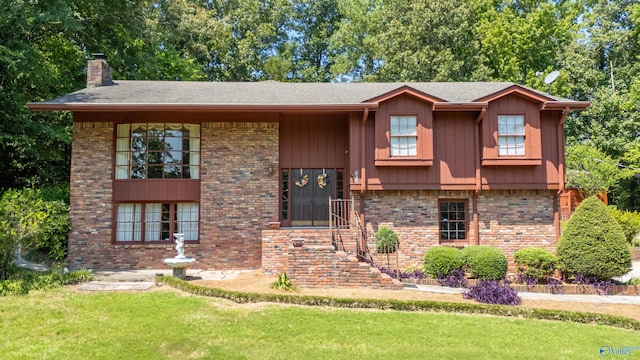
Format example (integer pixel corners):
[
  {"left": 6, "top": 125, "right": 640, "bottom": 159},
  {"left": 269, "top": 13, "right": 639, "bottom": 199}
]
[{"left": 28, "top": 56, "right": 589, "bottom": 279}]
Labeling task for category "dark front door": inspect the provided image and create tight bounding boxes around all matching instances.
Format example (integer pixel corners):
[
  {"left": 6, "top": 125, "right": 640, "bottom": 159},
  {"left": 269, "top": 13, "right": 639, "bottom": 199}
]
[
  {"left": 282, "top": 168, "right": 334, "bottom": 226},
  {"left": 280, "top": 168, "right": 345, "bottom": 227}
]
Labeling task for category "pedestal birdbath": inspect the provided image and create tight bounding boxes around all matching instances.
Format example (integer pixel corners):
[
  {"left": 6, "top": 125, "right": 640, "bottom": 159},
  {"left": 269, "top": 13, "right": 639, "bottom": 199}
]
[{"left": 163, "top": 233, "right": 196, "bottom": 279}]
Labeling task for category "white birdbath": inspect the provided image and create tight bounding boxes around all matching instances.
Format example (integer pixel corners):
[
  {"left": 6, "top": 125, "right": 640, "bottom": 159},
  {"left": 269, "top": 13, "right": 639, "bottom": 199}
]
[{"left": 163, "top": 233, "right": 196, "bottom": 279}]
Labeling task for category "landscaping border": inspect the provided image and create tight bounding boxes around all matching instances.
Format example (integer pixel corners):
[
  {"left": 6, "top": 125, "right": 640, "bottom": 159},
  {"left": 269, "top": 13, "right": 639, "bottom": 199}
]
[
  {"left": 403, "top": 278, "right": 640, "bottom": 296},
  {"left": 156, "top": 276, "right": 640, "bottom": 331}
]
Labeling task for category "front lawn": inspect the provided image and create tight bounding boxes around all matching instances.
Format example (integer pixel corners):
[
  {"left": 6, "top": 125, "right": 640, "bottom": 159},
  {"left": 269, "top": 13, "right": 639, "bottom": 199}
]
[{"left": 0, "top": 289, "right": 638, "bottom": 359}]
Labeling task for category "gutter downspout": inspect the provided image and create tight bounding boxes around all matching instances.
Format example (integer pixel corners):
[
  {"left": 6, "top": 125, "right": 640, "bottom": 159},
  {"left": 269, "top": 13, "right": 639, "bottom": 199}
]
[
  {"left": 473, "top": 108, "right": 486, "bottom": 245},
  {"left": 360, "top": 109, "right": 369, "bottom": 257},
  {"left": 361, "top": 108, "right": 369, "bottom": 196},
  {"left": 554, "top": 107, "right": 570, "bottom": 241}
]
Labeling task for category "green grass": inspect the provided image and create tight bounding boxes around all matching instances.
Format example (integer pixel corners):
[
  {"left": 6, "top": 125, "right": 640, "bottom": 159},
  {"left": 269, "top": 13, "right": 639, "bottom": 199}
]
[{"left": 0, "top": 289, "right": 638, "bottom": 359}]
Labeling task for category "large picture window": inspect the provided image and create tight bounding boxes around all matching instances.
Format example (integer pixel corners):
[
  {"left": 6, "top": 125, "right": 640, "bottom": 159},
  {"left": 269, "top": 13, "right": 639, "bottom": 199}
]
[
  {"left": 497, "top": 115, "right": 525, "bottom": 156},
  {"left": 390, "top": 115, "right": 417, "bottom": 157},
  {"left": 439, "top": 200, "right": 467, "bottom": 242},
  {"left": 116, "top": 123, "right": 200, "bottom": 179},
  {"left": 115, "top": 202, "right": 199, "bottom": 242}
]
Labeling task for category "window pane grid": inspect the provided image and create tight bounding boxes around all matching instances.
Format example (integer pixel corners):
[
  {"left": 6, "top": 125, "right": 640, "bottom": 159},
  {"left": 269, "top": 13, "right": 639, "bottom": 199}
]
[
  {"left": 116, "top": 202, "right": 199, "bottom": 242},
  {"left": 390, "top": 116, "right": 417, "bottom": 157},
  {"left": 498, "top": 115, "right": 525, "bottom": 156},
  {"left": 439, "top": 201, "right": 467, "bottom": 241},
  {"left": 116, "top": 204, "right": 142, "bottom": 242},
  {"left": 116, "top": 123, "right": 200, "bottom": 179}
]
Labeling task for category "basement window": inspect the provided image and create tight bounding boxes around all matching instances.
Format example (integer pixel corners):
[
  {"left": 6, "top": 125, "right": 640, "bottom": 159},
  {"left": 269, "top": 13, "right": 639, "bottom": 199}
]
[{"left": 439, "top": 200, "right": 468, "bottom": 242}]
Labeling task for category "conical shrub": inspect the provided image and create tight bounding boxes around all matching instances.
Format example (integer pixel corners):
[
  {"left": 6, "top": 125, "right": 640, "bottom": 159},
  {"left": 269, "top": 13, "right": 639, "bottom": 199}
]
[{"left": 557, "top": 196, "right": 632, "bottom": 280}]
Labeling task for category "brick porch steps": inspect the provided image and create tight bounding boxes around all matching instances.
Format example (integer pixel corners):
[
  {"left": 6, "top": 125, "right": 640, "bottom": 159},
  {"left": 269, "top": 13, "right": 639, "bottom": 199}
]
[
  {"left": 262, "top": 228, "right": 401, "bottom": 289},
  {"left": 286, "top": 245, "right": 402, "bottom": 289}
]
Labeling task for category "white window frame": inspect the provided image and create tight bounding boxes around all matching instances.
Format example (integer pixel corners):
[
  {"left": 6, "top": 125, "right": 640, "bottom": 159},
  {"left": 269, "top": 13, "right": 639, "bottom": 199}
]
[
  {"left": 498, "top": 115, "right": 525, "bottom": 156},
  {"left": 115, "top": 202, "right": 199, "bottom": 242},
  {"left": 390, "top": 115, "right": 417, "bottom": 157}
]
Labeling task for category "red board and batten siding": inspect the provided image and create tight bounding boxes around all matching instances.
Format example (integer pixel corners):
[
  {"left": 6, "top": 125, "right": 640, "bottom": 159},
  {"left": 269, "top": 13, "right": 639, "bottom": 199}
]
[
  {"left": 348, "top": 93, "right": 564, "bottom": 191},
  {"left": 279, "top": 114, "right": 349, "bottom": 169},
  {"left": 433, "top": 112, "right": 476, "bottom": 186}
]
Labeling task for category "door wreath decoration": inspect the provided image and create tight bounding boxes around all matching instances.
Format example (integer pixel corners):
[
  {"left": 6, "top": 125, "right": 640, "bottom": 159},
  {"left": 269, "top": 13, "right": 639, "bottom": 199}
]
[
  {"left": 294, "top": 169, "right": 309, "bottom": 187},
  {"left": 317, "top": 169, "right": 329, "bottom": 188}
]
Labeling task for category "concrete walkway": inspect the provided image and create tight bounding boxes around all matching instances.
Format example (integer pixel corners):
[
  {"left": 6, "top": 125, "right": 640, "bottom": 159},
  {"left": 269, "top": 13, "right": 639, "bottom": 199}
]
[
  {"left": 616, "top": 261, "right": 640, "bottom": 283},
  {"left": 77, "top": 269, "right": 250, "bottom": 291}
]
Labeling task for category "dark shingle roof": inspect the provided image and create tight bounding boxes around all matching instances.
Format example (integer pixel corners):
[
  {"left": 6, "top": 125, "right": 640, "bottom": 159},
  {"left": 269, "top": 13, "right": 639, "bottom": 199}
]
[{"left": 29, "top": 80, "right": 583, "bottom": 110}]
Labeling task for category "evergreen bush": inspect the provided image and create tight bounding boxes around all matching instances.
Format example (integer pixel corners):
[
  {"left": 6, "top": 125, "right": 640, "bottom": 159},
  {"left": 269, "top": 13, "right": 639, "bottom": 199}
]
[
  {"left": 423, "top": 246, "right": 464, "bottom": 278},
  {"left": 461, "top": 246, "right": 508, "bottom": 281},
  {"left": 557, "top": 196, "right": 632, "bottom": 280},
  {"left": 513, "top": 248, "right": 557, "bottom": 281}
]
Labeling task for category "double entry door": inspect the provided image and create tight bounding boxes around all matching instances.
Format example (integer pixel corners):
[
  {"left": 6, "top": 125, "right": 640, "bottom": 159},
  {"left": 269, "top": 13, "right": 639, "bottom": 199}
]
[{"left": 281, "top": 168, "right": 343, "bottom": 227}]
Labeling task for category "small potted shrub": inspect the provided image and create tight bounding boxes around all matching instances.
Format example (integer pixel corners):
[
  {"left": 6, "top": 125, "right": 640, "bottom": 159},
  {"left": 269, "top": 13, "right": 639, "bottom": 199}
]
[{"left": 375, "top": 226, "right": 399, "bottom": 267}]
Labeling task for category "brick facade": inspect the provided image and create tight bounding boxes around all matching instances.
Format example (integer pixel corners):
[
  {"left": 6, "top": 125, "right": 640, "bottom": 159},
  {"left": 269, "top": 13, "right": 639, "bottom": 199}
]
[
  {"left": 67, "top": 121, "right": 279, "bottom": 270},
  {"left": 198, "top": 122, "right": 279, "bottom": 269},
  {"left": 69, "top": 120, "right": 559, "bottom": 278},
  {"left": 262, "top": 229, "right": 333, "bottom": 275},
  {"left": 476, "top": 190, "right": 556, "bottom": 265},
  {"left": 358, "top": 189, "right": 557, "bottom": 271},
  {"left": 68, "top": 122, "right": 116, "bottom": 269}
]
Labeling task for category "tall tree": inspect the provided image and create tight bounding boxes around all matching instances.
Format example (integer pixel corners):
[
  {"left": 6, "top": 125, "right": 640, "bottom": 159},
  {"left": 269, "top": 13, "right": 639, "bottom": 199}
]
[
  {"left": 331, "top": 0, "right": 490, "bottom": 82},
  {"left": 288, "top": 0, "right": 343, "bottom": 81},
  {"left": 475, "top": 0, "right": 576, "bottom": 85},
  {"left": 0, "top": 0, "right": 81, "bottom": 190}
]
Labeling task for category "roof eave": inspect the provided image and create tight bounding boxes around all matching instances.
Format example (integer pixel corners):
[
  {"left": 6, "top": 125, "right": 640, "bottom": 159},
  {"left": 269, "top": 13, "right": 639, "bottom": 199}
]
[
  {"left": 541, "top": 101, "right": 591, "bottom": 111},
  {"left": 432, "top": 102, "right": 489, "bottom": 111},
  {"left": 26, "top": 103, "right": 380, "bottom": 113}
]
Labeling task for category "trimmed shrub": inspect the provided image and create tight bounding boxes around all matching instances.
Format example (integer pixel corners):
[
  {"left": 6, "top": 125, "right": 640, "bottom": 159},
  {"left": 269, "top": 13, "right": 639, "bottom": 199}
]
[
  {"left": 513, "top": 248, "right": 557, "bottom": 281},
  {"left": 557, "top": 196, "right": 632, "bottom": 280},
  {"left": 461, "top": 246, "right": 507, "bottom": 281},
  {"left": 423, "top": 246, "right": 464, "bottom": 278},
  {"left": 375, "top": 226, "right": 398, "bottom": 254},
  {"left": 462, "top": 280, "right": 521, "bottom": 305},
  {"left": 608, "top": 206, "right": 640, "bottom": 243}
]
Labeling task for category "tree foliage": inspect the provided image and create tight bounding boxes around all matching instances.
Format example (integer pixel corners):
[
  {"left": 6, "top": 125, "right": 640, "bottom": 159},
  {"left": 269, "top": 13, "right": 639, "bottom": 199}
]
[
  {"left": 0, "top": 189, "right": 70, "bottom": 279},
  {"left": 565, "top": 144, "right": 632, "bottom": 196},
  {"left": 1, "top": 0, "right": 640, "bottom": 210}
]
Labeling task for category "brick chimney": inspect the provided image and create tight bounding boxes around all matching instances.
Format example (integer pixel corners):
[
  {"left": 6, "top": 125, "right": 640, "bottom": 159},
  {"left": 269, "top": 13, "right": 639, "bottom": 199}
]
[{"left": 87, "top": 53, "right": 112, "bottom": 87}]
